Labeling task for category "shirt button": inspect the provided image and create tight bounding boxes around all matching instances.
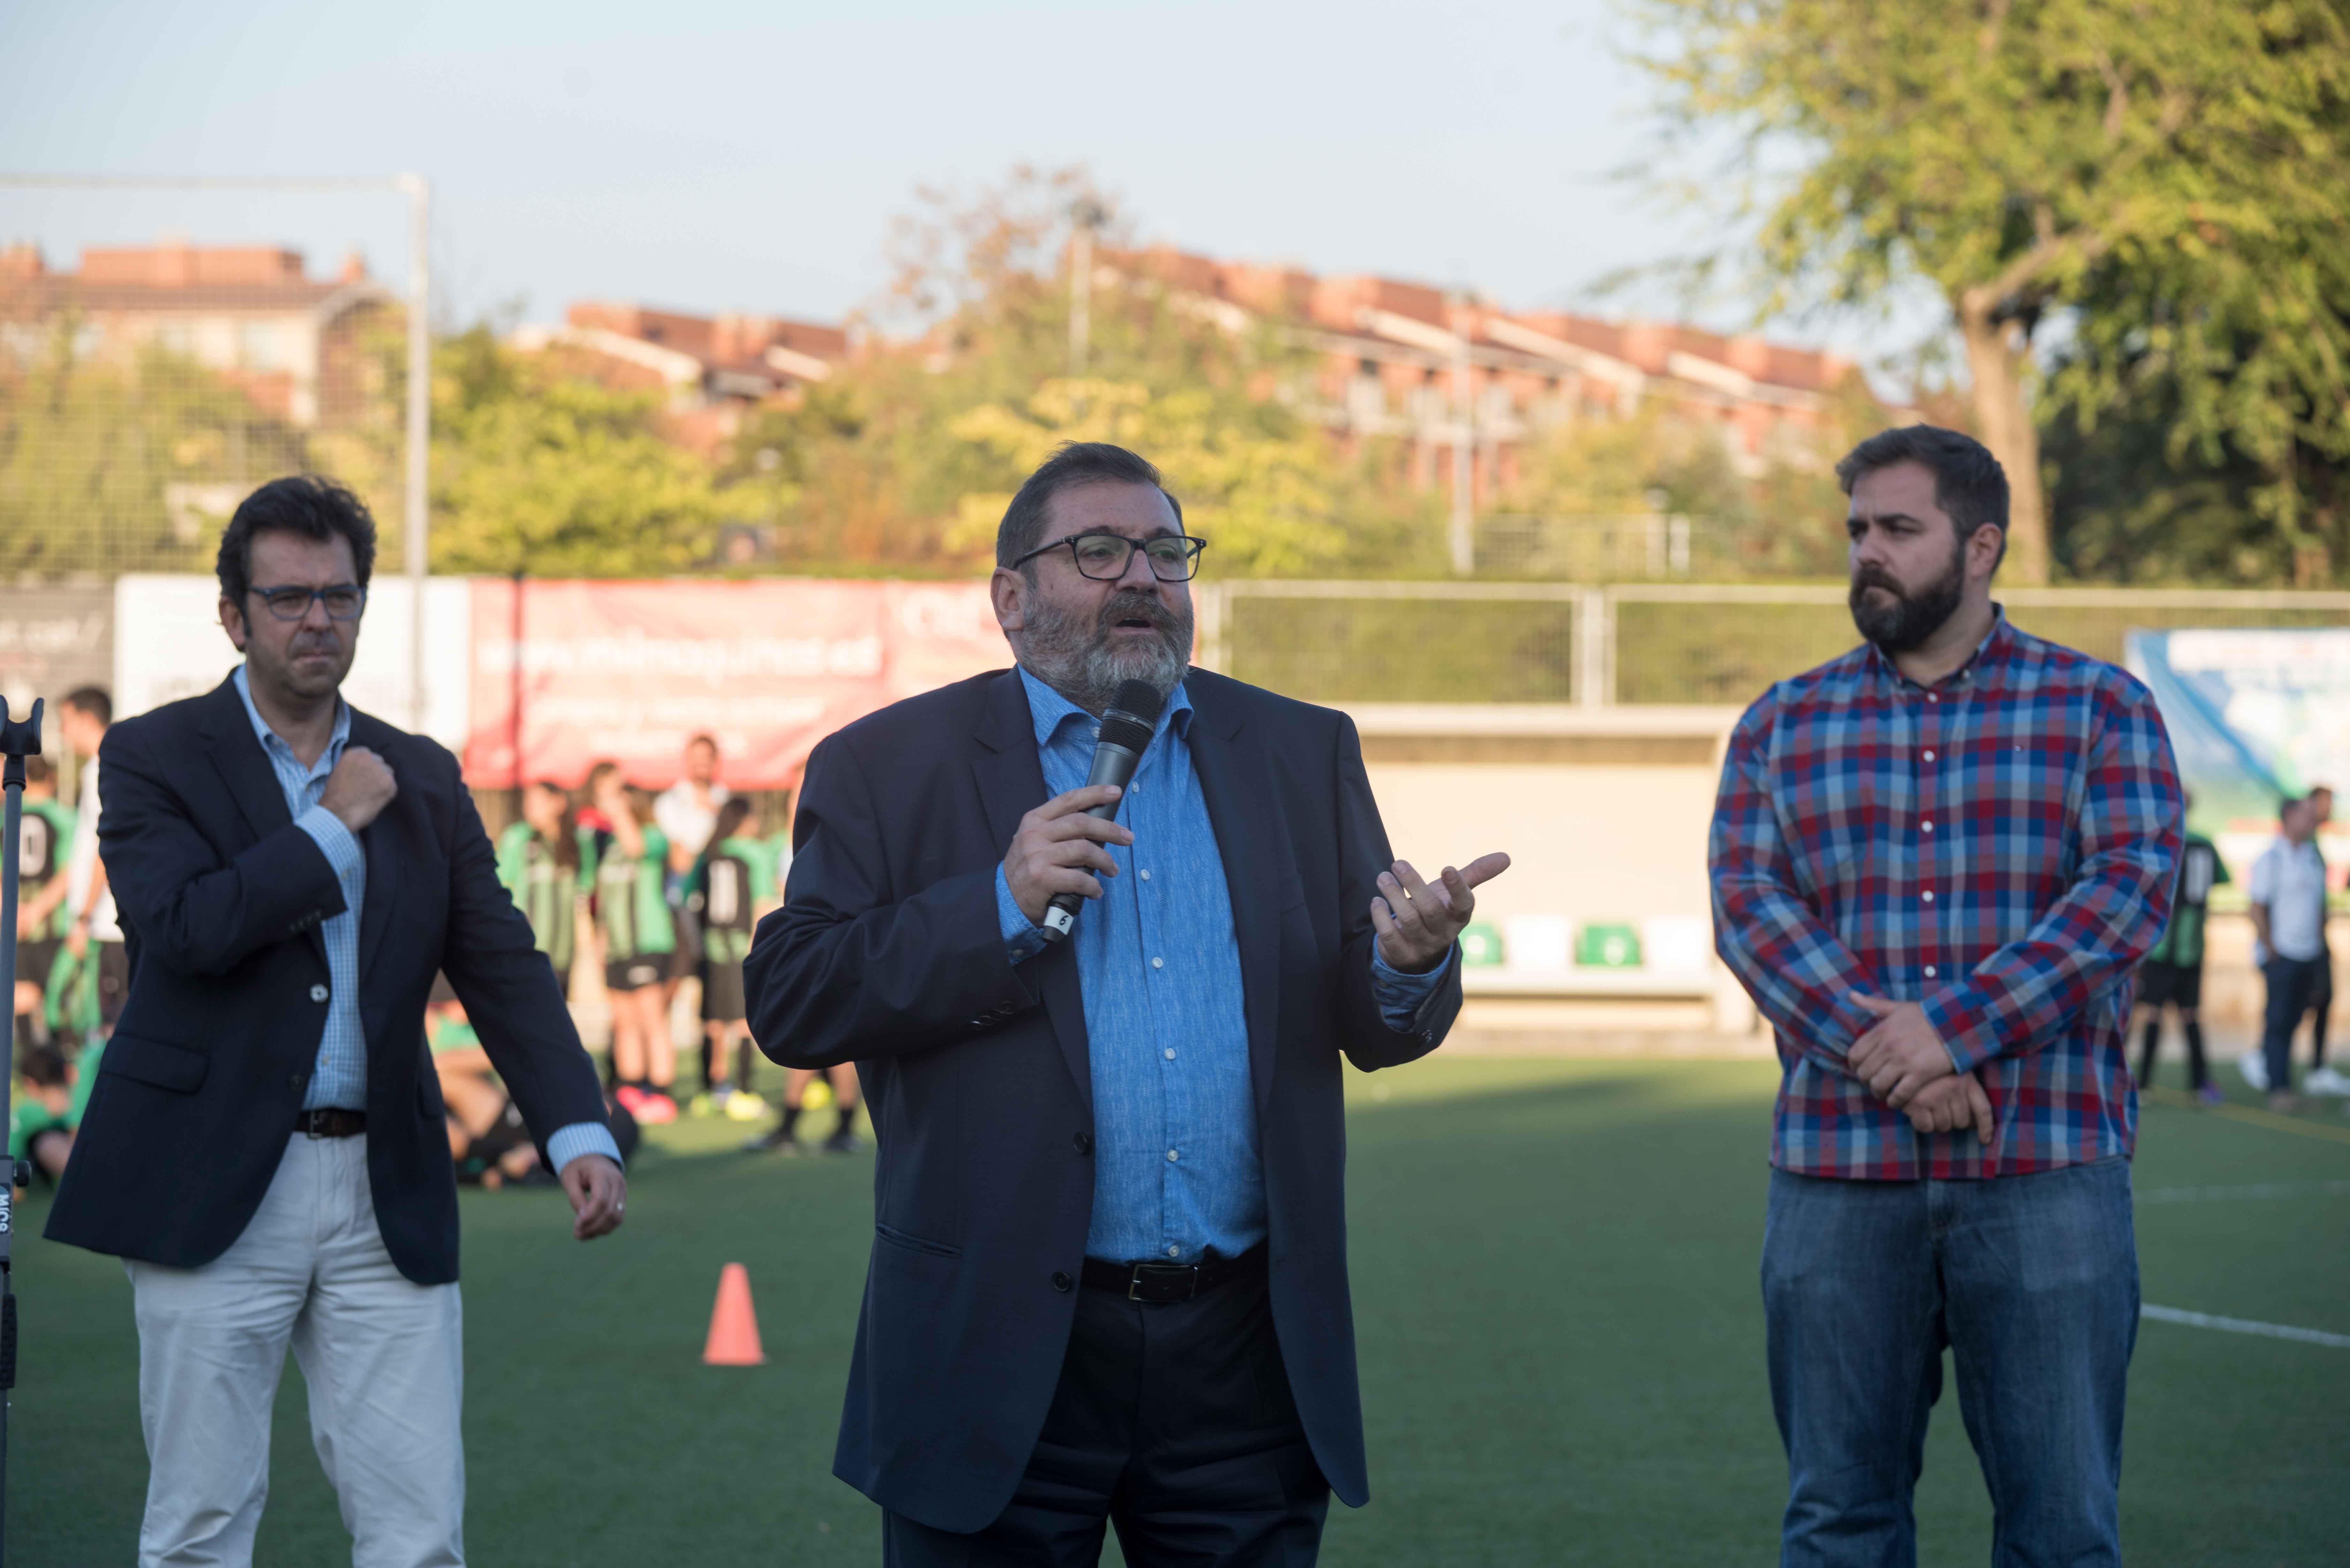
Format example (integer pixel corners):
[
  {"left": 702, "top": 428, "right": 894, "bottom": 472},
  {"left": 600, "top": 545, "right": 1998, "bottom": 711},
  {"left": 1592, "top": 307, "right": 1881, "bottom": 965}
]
[
  {"left": 1922, "top": 891, "right": 1935, "bottom": 903},
  {"left": 1163, "top": 1048, "right": 1176, "bottom": 1060},
  {"left": 1139, "top": 869, "right": 1151, "bottom": 881},
  {"left": 1166, "top": 1148, "right": 1180, "bottom": 1162},
  {"left": 1922, "top": 821, "right": 1934, "bottom": 833},
  {"left": 310, "top": 984, "right": 329, "bottom": 1003},
  {"left": 1925, "top": 966, "right": 1938, "bottom": 978},
  {"left": 1073, "top": 1132, "right": 1092, "bottom": 1155},
  {"left": 1166, "top": 1245, "right": 1180, "bottom": 1257},
  {"left": 1923, "top": 750, "right": 1936, "bottom": 762},
  {"left": 1151, "top": 956, "right": 1164, "bottom": 969},
  {"left": 1928, "top": 693, "right": 1939, "bottom": 703},
  {"left": 1051, "top": 1271, "right": 1073, "bottom": 1292}
]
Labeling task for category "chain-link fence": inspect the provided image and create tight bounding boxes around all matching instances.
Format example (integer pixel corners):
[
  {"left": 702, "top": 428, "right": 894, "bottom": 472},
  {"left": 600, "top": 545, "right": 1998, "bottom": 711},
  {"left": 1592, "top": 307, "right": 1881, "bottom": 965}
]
[
  {"left": 0, "top": 178, "right": 423, "bottom": 588},
  {"left": 1201, "top": 582, "right": 2350, "bottom": 707}
]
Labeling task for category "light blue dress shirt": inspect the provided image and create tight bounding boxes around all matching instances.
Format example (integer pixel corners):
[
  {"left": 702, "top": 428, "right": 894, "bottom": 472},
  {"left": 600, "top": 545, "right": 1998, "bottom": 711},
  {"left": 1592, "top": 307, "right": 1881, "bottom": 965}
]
[
  {"left": 233, "top": 666, "right": 618, "bottom": 1173},
  {"left": 994, "top": 667, "right": 1445, "bottom": 1264}
]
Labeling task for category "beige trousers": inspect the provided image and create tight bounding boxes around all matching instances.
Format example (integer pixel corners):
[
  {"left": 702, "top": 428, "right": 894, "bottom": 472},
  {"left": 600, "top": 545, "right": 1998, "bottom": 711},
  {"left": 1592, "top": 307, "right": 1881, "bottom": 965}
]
[{"left": 126, "top": 1132, "right": 465, "bottom": 1568}]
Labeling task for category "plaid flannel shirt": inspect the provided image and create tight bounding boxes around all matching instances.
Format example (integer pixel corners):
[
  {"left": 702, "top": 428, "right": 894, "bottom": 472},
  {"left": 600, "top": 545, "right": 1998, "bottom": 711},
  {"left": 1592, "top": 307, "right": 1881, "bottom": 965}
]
[{"left": 1709, "top": 611, "right": 2182, "bottom": 1180}]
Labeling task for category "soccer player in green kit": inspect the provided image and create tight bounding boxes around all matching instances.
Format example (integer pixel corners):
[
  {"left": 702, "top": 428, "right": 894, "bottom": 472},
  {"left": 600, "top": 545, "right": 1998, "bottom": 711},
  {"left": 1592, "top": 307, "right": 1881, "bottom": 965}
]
[
  {"left": 586, "top": 764, "right": 680, "bottom": 1124},
  {"left": 12, "top": 755, "right": 76, "bottom": 1052},
  {"left": 497, "top": 779, "right": 590, "bottom": 997},
  {"left": 686, "top": 796, "right": 773, "bottom": 1119},
  {"left": 2134, "top": 790, "right": 2229, "bottom": 1102}
]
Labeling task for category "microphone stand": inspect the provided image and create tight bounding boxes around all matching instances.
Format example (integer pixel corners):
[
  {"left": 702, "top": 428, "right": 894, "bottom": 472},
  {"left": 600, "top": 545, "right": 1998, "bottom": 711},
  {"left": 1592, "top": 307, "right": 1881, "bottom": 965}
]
[{"left": 0, "top": 695, "right": 42, "bottom": 1567}]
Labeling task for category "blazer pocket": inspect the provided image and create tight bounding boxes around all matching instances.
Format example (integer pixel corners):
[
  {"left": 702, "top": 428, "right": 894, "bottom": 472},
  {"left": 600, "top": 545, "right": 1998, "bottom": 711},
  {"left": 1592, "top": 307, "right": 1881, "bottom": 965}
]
[
  {"left": 874, "top": 1221, "right": 962, "bottom": 1259},
  {"left": 99, "top": 1034, "right": 209, "bottom": 1095}
]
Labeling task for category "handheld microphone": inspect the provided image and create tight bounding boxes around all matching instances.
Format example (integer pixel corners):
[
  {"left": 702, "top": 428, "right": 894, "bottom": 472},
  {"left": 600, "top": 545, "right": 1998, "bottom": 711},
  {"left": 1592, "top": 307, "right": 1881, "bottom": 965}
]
[{"left": 1039, "top": 678, "right": 1165, "bottom": 943}]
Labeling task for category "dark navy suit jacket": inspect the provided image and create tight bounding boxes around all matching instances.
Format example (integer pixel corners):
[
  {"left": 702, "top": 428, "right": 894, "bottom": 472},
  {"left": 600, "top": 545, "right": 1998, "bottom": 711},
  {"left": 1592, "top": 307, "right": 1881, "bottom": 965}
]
[
  {"left": 743, "top": 666, "right": 1461, "bottom": 1533},
  {"left": 45, "top": 677, "right": 608, "bottom": 1285}
]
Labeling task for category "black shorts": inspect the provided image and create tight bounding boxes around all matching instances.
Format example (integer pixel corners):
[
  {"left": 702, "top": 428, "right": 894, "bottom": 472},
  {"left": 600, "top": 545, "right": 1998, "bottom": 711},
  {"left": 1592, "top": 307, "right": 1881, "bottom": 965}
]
[
  {"left": 14, "top": 938, "right": 61, "bottom": 999},
  {"left": 605, "top": 957, "right": 667, "bottom": 994},
  {"left": 699, "top": 958, "right": 747, "bottom": 1023},
  {"left": 96, "top": 940, "right": 131, "bottom": 1026},
  {"left": 2137, "top": 960, "right": 2202, "bottom": 1010}
]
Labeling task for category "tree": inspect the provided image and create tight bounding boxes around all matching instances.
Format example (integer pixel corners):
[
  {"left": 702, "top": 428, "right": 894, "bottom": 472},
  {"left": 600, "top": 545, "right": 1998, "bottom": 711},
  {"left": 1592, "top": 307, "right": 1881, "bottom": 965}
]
[
  {"left": 0, "top": 324, "right": 310, "bottom": 576},
  {"left": 1632, "top": 0, "right": 2350, "bottom": 583},
  {"left": 429, "top": 327, "right": 725, "bottom": 575}
]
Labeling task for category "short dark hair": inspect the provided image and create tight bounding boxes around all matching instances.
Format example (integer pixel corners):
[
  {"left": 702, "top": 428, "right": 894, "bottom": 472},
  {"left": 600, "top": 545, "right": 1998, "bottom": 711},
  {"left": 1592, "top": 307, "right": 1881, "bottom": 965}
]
[
  {"left": 994, "top": 442, "right": 1184, "bottom": 570},
  {"left": 19, "top": 1044, "right": 69, "bottom": 1089},
  {"left": 60, "top": 685, "right": 111, "bottom": 727},
  {"left": 216, "top": 474, "right": 379, "bottom": 609},
  {"left": 1835, "top": 425, "right": 2009, "bottom": 570},
  {"left": 23, "top": 755, "right": 50, "bottom": 786}
]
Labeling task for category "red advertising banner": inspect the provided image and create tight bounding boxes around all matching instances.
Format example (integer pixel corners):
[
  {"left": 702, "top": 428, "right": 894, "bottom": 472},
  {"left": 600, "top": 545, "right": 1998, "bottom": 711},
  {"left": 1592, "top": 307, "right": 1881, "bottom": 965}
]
[{"left": 465, "top": 579, "right": 1006, "bottom": 791}]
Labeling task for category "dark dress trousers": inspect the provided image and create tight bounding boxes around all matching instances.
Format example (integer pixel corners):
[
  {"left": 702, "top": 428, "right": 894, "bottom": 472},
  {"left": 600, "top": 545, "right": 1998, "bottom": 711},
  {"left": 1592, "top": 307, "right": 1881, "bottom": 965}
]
[
  {"left": 742, "top": 666, "right": 1463, "bottom": 1534},
  {"left": 45, "top": 676, "right": 609, "bottom": 1285}
]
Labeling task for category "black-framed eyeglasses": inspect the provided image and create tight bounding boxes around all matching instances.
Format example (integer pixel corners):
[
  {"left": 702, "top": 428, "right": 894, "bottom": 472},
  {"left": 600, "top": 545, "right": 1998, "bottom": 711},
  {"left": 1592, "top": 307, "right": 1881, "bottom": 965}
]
[
  {"left": 249, "top": 583, "right": 368, "bottom": 622},
  {"left": 1012, "top": 532, "right": 1208, "bottom": 582}
]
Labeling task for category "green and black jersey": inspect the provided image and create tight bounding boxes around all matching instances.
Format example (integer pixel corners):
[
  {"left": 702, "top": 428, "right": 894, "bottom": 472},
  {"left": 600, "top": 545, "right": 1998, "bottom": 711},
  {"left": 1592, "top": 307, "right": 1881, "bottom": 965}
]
[
  {"left": 2146, "top": 833, "right": 2229, "bottom": 969},
  {"left": 692, "top": 835, "right": 779, "bottom": 967},
  {"left": 495, "top": 823, "right": 591, "bottom": 973},
  {"left": 16, "top": 798, "right": 76, "bottom": 938},
  {"left": 590, "top": 823, "right": 676, "bottom": 964}
]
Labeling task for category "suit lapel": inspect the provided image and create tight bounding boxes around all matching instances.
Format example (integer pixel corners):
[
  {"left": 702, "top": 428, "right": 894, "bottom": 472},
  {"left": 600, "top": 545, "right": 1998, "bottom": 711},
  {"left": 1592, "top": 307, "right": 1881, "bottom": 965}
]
[
  {"left": 970, "top": 670, "right": 1094, "bottom": 1116},
  {"left": 1184, "top": 676, "right": 1284, "bottom": 1112},
  {"left": 347, "top": 709, "right": 404, "bottom": 978},
  {"left": 195, "top": 677, "right": 327, "bottom": 969}
]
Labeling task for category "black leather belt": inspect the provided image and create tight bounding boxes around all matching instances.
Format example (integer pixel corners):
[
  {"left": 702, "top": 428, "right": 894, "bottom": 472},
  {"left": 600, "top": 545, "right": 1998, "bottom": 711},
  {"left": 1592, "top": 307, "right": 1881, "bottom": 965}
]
[
  {"left": 294, "top": 1107, "right": 368, "bottom": 1138},
  {"left": 1081, "top": 1245, "right": 1264, "bottom": 1305}
]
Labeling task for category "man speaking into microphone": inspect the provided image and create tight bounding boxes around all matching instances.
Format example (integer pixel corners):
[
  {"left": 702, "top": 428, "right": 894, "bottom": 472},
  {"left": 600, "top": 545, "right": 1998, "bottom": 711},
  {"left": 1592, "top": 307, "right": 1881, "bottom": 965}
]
[{"left": 745, "top": 442, "right": 1507, "bottom": 1565}]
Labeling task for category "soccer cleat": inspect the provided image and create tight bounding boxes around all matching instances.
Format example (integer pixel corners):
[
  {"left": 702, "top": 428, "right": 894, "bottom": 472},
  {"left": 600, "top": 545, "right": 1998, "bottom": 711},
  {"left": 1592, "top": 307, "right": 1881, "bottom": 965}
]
[
  {"left": 2302, "top": 1065, "right": 2350, "bottom": 1097},
  {"left": 725, "top": 1090, "right": 769, "bottom": 1122},
  {"left": 822, "top": 1129, "right": 866, "bottom": 1155},
  {"left": 687, "top": 1093, "right": 717, "bottom": 1119},
  {"left": 636, "top": 1091, "right": 679, "bottom": 1125},
  {"left": 2237, "top": 1051, "right": 2270, "bottom": 1092},
  {"left": 614, "top": 1084, "right": 651, "bottom": 1117},
  {"left": 744, "top": 1126, "right": 804, "bottom": 1155},
  {"left": 2196, "top": 1083, "right": 2225, "bottom": 1106}
]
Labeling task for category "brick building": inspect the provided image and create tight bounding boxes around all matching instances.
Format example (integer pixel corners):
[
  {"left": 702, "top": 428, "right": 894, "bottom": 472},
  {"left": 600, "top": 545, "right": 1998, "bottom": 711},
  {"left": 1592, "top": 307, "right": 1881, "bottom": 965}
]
[
  {"left": 0, "top": 239, "right": 394, "bottom": 429},
  {"left": 512, "top": 302, "right": 849, "bottom": 454},
  {"left": 1102, "top": 245, "right": 1871, "bottom": 505}
]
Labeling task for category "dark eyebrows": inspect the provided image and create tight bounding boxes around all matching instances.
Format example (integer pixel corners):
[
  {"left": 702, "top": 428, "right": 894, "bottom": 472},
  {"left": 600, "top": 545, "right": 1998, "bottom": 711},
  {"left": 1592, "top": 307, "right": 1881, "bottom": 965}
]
[{"left": 1847, "top": 512, "right": 1925, "bottom": 530}]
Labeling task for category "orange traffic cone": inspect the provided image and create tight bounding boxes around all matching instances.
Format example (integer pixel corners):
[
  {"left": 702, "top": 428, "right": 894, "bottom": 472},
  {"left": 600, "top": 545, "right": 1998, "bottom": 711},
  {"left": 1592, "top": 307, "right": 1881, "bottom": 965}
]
[{"left": 702, "top": 1262, "right": 767, "bottom": 1366}]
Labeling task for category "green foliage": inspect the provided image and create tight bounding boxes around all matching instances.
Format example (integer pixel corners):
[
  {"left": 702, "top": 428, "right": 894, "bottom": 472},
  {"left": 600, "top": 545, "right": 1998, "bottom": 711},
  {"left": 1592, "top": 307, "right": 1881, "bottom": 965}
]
[
  {"left": 1631, "top": 0, "right": 2350, "bottom": 584},
  {"left": 429, "top": 327, "right": 726, "bottom": 575},
  {"left": 0, "top": 322, "right": 308, "bottom": 575},
  {"left": 729, "top": 166, "right": 1435, "bottom": 578}
]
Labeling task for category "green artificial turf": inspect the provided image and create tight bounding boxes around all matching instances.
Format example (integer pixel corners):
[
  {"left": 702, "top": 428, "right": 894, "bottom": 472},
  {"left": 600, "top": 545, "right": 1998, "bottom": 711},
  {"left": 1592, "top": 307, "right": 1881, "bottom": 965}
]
[{"left": 12, "top": 1058, "right": 2348, "bottom": 1565}]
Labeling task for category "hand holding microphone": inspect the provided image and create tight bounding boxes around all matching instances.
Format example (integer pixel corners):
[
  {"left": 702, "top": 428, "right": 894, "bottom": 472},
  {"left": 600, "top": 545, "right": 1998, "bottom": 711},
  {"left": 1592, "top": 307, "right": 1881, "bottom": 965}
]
[{"left": 1003, "top": 681, "right": 1164, "bottom": 940}]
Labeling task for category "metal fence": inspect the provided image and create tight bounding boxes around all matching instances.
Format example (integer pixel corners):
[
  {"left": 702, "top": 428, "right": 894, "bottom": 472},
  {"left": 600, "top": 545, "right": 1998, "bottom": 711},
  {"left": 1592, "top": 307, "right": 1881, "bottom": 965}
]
[{"left": 1196, "top": 582, "right": 2350, "bottom": 707}]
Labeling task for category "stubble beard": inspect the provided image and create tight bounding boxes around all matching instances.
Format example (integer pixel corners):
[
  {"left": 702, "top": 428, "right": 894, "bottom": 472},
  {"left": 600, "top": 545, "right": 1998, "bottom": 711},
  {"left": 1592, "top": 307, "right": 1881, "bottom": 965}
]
[{"left": 1019, "top": 585, "right": 1194, "bottom": 715}]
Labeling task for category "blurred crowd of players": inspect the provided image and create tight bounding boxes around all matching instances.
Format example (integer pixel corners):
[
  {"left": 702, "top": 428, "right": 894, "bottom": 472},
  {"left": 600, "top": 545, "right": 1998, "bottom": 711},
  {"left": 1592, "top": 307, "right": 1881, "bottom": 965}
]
[
  {"left": 13, "top": 712, "right": 864, "bottom": 1191},
  {"left": 13, "top": 701, "right": 2342, "bottom": 1183}
]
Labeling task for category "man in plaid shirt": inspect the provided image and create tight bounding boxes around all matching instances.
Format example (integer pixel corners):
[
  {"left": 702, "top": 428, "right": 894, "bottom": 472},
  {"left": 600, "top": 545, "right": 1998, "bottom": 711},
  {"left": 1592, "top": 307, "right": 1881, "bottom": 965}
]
[{"left": 1710, "top": 426, "right": 2181, "bottom": 1568}]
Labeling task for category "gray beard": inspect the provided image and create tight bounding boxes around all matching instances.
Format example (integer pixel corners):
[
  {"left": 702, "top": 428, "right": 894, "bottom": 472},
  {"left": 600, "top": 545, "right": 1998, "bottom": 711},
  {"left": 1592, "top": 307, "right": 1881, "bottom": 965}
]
[{"left": 1018, "top": 588, "right": 1193, "bottom": 714}]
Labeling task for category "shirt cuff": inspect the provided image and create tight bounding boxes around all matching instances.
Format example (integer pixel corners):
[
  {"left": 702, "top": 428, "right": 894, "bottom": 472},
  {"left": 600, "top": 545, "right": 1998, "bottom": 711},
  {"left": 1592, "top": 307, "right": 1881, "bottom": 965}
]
[
  {"left": 995, "top": 865, "right": 1050, "bottom": 967},
  {"left": 1919, "top": 984, "right": 1998, "bottom": 1074},
  {"left": 547, "top": 1121, "right": 624, "bottom": 1175},
  {"left": 294, "top": 804, "right": 364, "bottom": 882},
  {"left": 1369, "top": 943, "right": 1453, "bottom": 1031}
]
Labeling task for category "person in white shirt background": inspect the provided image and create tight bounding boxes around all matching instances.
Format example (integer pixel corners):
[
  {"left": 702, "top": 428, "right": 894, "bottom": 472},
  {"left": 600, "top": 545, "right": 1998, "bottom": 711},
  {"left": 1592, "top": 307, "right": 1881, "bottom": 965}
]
[
  {"left": 2299, "top": 784, "right": 2346, "bottom": 1098},
  {"left": 2241, "top": 795, "right": 2335, "bottom": 1109}
]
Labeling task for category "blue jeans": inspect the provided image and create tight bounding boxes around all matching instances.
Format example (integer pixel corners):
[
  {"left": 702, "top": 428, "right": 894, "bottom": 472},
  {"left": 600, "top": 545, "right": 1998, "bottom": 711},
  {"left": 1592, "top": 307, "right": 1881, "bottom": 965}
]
[
  {"left": 1762, "top": 1159, "right": 2138, "bottom": 1568},
  {"left": 2262, "top": 954, "right": 2325, "bottom": 1091}
]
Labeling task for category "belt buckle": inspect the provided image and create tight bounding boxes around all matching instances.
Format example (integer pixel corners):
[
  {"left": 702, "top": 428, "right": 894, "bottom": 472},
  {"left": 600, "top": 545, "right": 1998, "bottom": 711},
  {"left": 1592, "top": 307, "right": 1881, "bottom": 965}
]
[
  {"left": 299, "top": 1108, "right": 333, "bottom": 1139},
  {"left": 1127, "top": 1262, "right": 1199, "bottom": 1303}
]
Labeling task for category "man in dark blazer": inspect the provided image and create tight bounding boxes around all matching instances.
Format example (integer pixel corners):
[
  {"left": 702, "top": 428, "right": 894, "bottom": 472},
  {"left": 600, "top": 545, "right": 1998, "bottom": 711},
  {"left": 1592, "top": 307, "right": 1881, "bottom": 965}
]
[
  {"left": 745, "top": 442, "right": 1507, "bottom": 1566},
  {"left": 46, "top": 475, "right": 625, "bottom": 1568}
]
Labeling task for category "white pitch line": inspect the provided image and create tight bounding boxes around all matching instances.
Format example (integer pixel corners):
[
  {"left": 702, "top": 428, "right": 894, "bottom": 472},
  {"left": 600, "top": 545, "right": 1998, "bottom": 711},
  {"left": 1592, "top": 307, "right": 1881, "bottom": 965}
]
[
  {"left": 2136, "top": 1180, "right": 2350, "bottom": 1204},
  {"left": 2141, "top": 1304, "right": 2350, "bottom": 1349}
]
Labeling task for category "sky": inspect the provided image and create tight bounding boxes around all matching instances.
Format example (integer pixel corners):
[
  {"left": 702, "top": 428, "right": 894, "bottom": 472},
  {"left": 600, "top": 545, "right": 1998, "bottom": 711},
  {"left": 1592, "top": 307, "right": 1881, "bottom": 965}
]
[{"left": 0, "top": 0, "right": 1929, "bottom": 359}]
